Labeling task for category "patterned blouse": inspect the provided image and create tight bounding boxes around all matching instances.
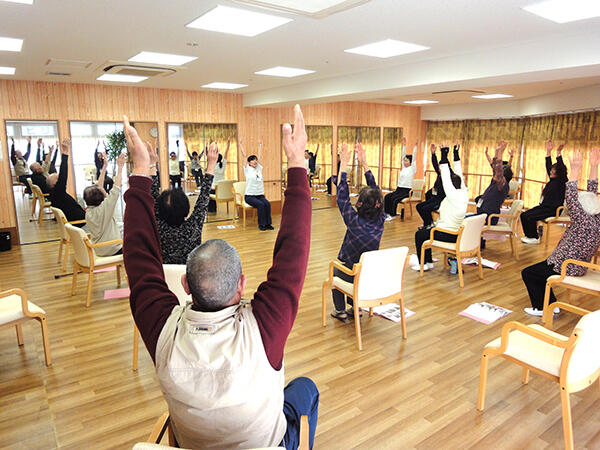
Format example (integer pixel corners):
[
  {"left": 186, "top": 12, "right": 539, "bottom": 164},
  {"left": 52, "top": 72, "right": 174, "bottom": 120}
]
[{"left": 547, "top": 179, "right": 600, "bottom": 276}]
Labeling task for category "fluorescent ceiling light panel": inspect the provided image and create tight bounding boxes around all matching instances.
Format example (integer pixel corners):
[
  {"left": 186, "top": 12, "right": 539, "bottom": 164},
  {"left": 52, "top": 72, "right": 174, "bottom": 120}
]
[
  {"left": 129, "top": 51, "right": 197, "bottom": 66},
  {"left": 255, "top": 66, "right": 315, "bottom": 77},
  {"left": 202, "top": 82, "right": 248, "bottom": 89},
  {"left": 522, "top": 0, "right": 600, "bottom": 23},
  {"left": 186, "top": 5, "right": 292, "bottom": 37},
  {"left": 0, "top": 36, "right": 24, "bottom": 52},
  {"left": 0, "top": 0, "right": 33, "bottom": 4},
  {"left": 233, "top": 0, "right": 361, "bottom": 14},
  {"left": 472, "top": 94, "right": 513, "bottom": 99},
  {"left": 345, "top": 39, "right": 429, "bottom": 58},
  {"left": 403, "top": 100, "right": 438, "bottom": 104},
  {"left": 97, "top": 74, "right": 148, "bottom": 83},
  {"left": 0, "top": 66, "right": 16, "bottom": 75}
]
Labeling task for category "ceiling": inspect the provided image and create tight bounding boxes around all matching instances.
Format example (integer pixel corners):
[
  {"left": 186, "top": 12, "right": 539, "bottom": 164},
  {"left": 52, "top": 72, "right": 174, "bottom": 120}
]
[{"left": 1, "top": 0, "right": 600, "bottom": 108}]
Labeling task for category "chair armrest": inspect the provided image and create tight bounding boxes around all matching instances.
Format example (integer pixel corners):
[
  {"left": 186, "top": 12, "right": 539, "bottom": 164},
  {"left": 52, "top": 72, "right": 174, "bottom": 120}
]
[
  {"left": 428, "top": 226, "right": 460, "bottom": 242},
  {"left": 0, "top": 288, "right": 35, "bottom": 316},
  {"left": 89, "top": 239, "right": 123, "bottom": 248},
  {"left": 330, "top": 260, "right": 359, "bottom": 277},
  {"left": 68, "top": 219, "right": 86, "bottom": 225},
  {"left": 555, "top": 205, "right": 566, "bottom": 218},
  {"left": 552, "top": 302, "right": 591, "bottom": 317},
  {"left": 498, "top": 321, "right": 572, "bottom": 351},
  {"left": 147, "top": 412, "right": 170, "bottom": 443},
  {"left": 558, "top": 258, "right": 600, "bottom": 278}
]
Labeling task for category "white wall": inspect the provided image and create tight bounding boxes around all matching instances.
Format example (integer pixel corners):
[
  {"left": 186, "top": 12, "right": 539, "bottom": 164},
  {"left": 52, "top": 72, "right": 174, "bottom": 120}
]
[{"left": 421, "top": 83, "right": 600, "bottom": 121}]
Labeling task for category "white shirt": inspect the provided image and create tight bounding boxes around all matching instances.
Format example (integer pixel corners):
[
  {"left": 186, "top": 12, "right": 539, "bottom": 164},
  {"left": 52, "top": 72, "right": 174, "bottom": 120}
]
[
  {"left": 436, "top": 160, "right": 469, "bottom": 231},
  {"left": 169, "top": 159, "right": 180, "bottom": 176},
  {"left": 244, "top": 163, "right": 264, "bottom": 196},
  {"left": 85, "top": 185, "right": 122, "bottom": 257},
  {"left": 211, "top": 159, "right": 226, "bottom": 189},
  {"left": 304, "top": 158, "right": 310, "bottom": 174},
  {"left": 396, "top": 145, "right": 417, "bottom": 189}
]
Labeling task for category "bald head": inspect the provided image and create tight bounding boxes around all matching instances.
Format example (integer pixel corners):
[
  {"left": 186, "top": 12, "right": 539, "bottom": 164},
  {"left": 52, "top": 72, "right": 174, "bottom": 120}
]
[
  {"left": 30, "top": 162, "right": 43, "bottom": 174},
  {"left": 185, "top": 239, "right": 243, "bottom": 312},
  {"left": 47, "top": 173, "right": 58, "bottom": 189}
]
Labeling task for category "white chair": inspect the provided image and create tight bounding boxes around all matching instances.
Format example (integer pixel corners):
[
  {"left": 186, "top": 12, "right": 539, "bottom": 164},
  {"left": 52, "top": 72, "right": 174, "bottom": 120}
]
[
  {"left": 0, "top": 288, "right": 51, "bottom": 366},
  {"left": 132, "top": 265, "right": 190, "bottom": 371},
  {"left": 503, "top": 179, "right": 521, "bottom": 206},
  {"left": 482, "top": 200, "right": 524, "bottom": 260},
  {"left": 396, "top": 179, "right": 426, "bottom": 219},
  {"left": 209, "top": 179, "right": 235, "bottom": 216},
  {"left": 477, "top": 304, "right": 600, "bottom": 450},
  {"left": 539, "top": 205, "right": 570, "bottom": 248},
  {"left": 420, "top": 214, "right": 486, "bottom": 288},
  {"left": 322, "top": 247, "right": 409, "bottom": 350},
  {"left": 50, "top": 207, "right": 86, "bottom": 272},
  {"left": 542, "top": 259, "right": 600, "bottom": 326},
  {"left": 65, "top": 224, "right": 125, "bottom": 308},
  {"left": 232, "top": 181, "right": 254, "bottom": 228}
]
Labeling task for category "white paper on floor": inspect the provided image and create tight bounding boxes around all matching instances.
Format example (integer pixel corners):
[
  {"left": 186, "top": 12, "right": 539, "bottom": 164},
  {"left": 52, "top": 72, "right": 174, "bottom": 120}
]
[
  {"left": 360, "top": 304, "right": 415, "bottom": 323},
  {"left": 459, "top": 302, "right": 511, "bottom": 325},
  {"left": 461, "top": 257, "right": 500, "bottom": 269},
  {"left": 217, "top": 225, "right": 236, "bottom": 229}
]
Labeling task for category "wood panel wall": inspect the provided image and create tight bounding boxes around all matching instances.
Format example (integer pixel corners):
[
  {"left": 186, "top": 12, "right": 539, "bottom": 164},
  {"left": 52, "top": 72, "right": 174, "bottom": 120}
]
[{"left": 0, "top": 80, "right": 425, "bottom": 241}]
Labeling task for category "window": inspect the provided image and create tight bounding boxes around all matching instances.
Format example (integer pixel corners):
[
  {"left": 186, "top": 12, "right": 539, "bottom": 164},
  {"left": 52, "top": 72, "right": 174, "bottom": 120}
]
[{"left": 6, "top": 120, "right": 60, "bottom": 172}]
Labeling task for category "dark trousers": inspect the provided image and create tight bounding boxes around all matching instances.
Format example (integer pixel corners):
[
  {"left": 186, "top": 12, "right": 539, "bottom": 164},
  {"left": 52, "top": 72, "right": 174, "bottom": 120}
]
[
  {"left": 332, "top": 261, "right": 354, "bottom": 311},
  {"left": 191, "top": 168, "right": 202, "bottom": 188},
  {"left": 170, "top": 175, "right": 182, "bottom": 190},
  {"left": 384, "top": 187, "right": 410, "bottom": 216},
  {"left": 416, "top": 196, "right": 442, "bottom": 226},
  {"left": 415, "top": 229, "right": 457, "bottom": 263},
  {"left": 281, "top": 377, "right": 319, "bottom": 450},
  {"left": 208, "top": 188, "right": 217, "bottom": 213},
  {"left": 96, "top": 169, "right": 113, "bottom": 193},
  {"left": 326, "top": 177, "right": 333, "bottom": 194},
  {"left": 521, "top": 260, "right": 559, "bottom": 310},
  {"left": 18, "top": 175, "right": 31, "bottom": 194},
  {"left": 521, "top": 205, "right": 557, "bottom": 238},
  {"left": 245, "top": 194, "right": 272, "bottom": 227}
]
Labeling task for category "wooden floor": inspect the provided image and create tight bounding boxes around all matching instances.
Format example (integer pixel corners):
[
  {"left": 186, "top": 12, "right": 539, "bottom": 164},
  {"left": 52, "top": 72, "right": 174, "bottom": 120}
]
[{"left": 1, "top": 194, "right": 599, "bottom": 449}]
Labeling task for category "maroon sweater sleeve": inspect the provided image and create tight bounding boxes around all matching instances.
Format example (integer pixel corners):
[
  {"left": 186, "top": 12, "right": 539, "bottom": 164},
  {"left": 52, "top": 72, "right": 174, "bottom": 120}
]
[
  {"left": 123, "top": 176, "right": 179, "bottom": 363},
  {"left": 252, "top": 167, "right": 312, "bottom": 370}
]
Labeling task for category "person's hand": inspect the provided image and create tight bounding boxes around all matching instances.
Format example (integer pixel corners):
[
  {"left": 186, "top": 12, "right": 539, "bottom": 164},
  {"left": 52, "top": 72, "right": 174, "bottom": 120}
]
[
  {"left": 355, "top": 142, "right": 366, "bottom": 165},
  {"left": 10, "top": 136, "right": 14, "bottom": 143},
  {"left": 508, "top": 148, "right": 514, "bottom": 158},
  {"left": 123, "top": 115, "right": 149, "bottom": 175},
  {"left": 590, "top": 147, "right": 600, "bottom": 167},
  {"left": 402, "top": 136, "right": 407, "bottom": 146},
  {"left": 485, "top": 146, "right": 489, "bottom": 157},
  {"left": 430, "top": 143, "right": 436, "bottom": 154},
  {"left": 37, "top": 138, "right": 43, "bottom": 146},
  {"left": 338, "top": 142, "right": 351, "bottom": 167},
  {"left": 116, "top": 152, "right": 126, "bottom": 169},
  {"left": 546, "top": 139, "right": 553, "bottom": 155},
  {"left": 60, "top": 138, "right": 70, "bottom": 155},
  {"left": 282, "top": 104, "right": 307, "bottom": 169},
  {"left": 27, "top": 136, "right": 31, "bottom": 143},
  {"left": 569, "top": 151, "right": 583, "bottom": 174},
  {"left": 557, "top": 143, "right": 564, "bottom": 156},
  {"left": 206, "top": 141, "right": 218, "bottom": 173},
  {"left": 147, "top": 141, "right": 158, "bottom": 166},
  {"left": 175, "top": 139, "right": 179, "bottom": 147}
]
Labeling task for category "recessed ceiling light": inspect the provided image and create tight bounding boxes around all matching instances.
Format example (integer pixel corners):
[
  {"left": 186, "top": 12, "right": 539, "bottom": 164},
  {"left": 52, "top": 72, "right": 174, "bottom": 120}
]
[
  {"left": 0, "top": 66, "right": 16, "bottom": 75},
  {"left": 254, "top": 66, "right": 315, "bottom": 77},
  {"left": 522, "top": 0, "right": 600, "bottom": 23},
  {"left": 186, "top": 5, "right": 292, "bottom": 37},
  {"left": 0, "top": 0, "right": 33, "bottom": 4},
  {"left": 0, "top": 36, "right": 23, "bottom": 52},
  {"left": 97, "top": 74, "right": 148, "bottom": 83},
  {"left": 232, "top": 0, "right": 367, "bottom": 15},
  {"left": 403, "top": 100, "right": 439, "bottom": 104},
  {"left": 472, "top": 94, "right": 514, "bottom": 99},
  {"left": 345, "top": 39, "right": 429, "bottom": 58},
  {"left": 202, "top": 82, "right": 248, "bottom": 90},
  {"left": 129, "top": 51, "right": 197, "bottom": 66}
]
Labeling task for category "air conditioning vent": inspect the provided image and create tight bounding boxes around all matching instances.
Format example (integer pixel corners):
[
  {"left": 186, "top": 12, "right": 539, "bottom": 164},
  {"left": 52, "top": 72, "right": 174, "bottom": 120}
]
[
  {"left": 45, "top": 58, "right": 91, "bottom": 69},
  {"left": 232, "top": 0, "right": 371, "bottom": 18},
  {"left": 46, "top": 71, "right": 71, "bottom": 77},
  {"left": 99, "top": 61, "right": 178, "bottom": 78}
]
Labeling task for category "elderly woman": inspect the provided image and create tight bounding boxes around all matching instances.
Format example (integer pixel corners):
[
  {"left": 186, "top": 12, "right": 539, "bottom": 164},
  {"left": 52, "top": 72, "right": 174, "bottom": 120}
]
[
  {"left": 522, "top": 148, "right": 600, "bottom": 316},
  {"left": 384, "top": 137, "right": 417, "bottom": 220}
]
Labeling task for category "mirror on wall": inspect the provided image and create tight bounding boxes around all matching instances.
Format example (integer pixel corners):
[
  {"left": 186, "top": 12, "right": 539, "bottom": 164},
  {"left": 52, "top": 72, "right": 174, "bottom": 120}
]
[
  {"left": 6, "top": 120, "right": 61, "bottom": 244},
  {"left": 337, "top": 126, "right": 381, "bottom": 191},
  {"left": 168, "top": 122, "right": 238, "bottom": 222},
  {"left": 382, "top": 127, "right": 404, "bottom": 191}
]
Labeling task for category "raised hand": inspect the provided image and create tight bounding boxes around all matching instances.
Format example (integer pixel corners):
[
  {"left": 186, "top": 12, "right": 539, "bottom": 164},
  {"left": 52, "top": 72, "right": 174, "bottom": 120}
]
[
  {"left": 495, "top": 140, "right": 507, "bottom": 159},
  {"left": 508, "top": 148, "right": 514, "bottom": 158},
  {"left": 402, "top": 136, "right": 407, "bottom": 146},
  {"left": 430, "top": 143, "right": 436, "bottom": 154},
  {"left": 27, "top": 136, "right": 31, "bottom": 143},
  {"left": 60, "top": 138, "right": 71, "bottom": 155},
  {"left": 339, "top": 142, "right": 351, "bottom": 167},
  {"left": 557, "top": 143, "right": 564, "bottom": 156},
  {"left": 206, "top": 141, "right": 218, "bottom": 174},
  {"left": 145, "top": 141, "right": 158, "bottom": 165},
  {"left": 37, "top": 138, "right": 43, "bottom": 146},
  {"left": 282, "top": 104, "right": 307, "bottom": 169},
  {"left": 123, "top": 115, "right": 149, "bottom": 175},
  {"left": 569, "top": 151, "right": 583, "bottom": 172},
  {"left": 117, "top": 152, "right": 126, "bottom": 169},
  {"left": 10, "top": 136, "right": 14, "bottom": 143},
  {"left": 590, "top": 147, "right": 600, "bottom": 167},
  {"left": 546, "top": 139, "right": 553, "bottom": 155}
]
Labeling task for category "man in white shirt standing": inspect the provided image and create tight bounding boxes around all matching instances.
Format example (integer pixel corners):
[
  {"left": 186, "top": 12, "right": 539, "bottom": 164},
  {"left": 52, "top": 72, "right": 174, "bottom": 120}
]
[
  {"left": 240, "top": 140, "right": 273, "bottom": 230},
  {"left": 84, "top": 152, "right": 126, "bottom": 256}
]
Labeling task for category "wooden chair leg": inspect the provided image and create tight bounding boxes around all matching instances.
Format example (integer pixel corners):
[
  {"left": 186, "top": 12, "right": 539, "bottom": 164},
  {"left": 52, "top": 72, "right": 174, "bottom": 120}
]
[
  {"left": 542, "top": 283, "right": 553, "bottom": 326},
  {"left": 419, "top": 246, "right": 426, "bottom": 277},
  {"left": 544, "top": 224, "right": 550, "bottom": 248},
  {"left": 298, "top": 415, "right": 309, "bottom": 450},
  {"left": 133, "top": 324, "right": 139, "bottom": 371},
  {"left": 62, "top": 242, "right": 69, "bottom": 272},
  {"left": 321, "top": 282, "right": 328, "bottom": 327},
  {"left": 399, "top": 298, "right": 407, "bottom": 339},
  {"left": 560, "top": 388, "right": 574, "bottom": 450},
  {"left": 457, "top": 257, "right": 465, "bottom": 288},
  {"left": 521, "top": 368, "right": 530, "bottom": 384},
  {"left": 86, "top": 271, "right": 94, "bottom": 308},
  {"left": 38, "top": 317, "right": 51, "bottom": 366},
  {"left": 15, "top": 323, "right": 24, "bottom": 345},
  {"left": 58, "top": 240, "right": 63, "bottom": 264},
  {"left": 368, "top": 307, "right": 374, "bottom": 317},
  {"left": 71, "top": 264, "right": 79, "bottom": 295},
  {"left": 477, "top": 352, "right": 490, "bottom": 410},
  {"left": 243, "top": 207, "right": 246, "bottom": 228},
  {"left": 353, "top": 305, "right": 362, "bottom": 351},
  {"left": 38, "top": 204, "right": 44, "bottom": 224},
  {"left": 477, "top": 249, "right": 484, "bottom": 280},
  {"left": 512, "top": 233, "right": 519, "bottom": 260},
  {"left": 116, "top": 265, "right": 121, "bottom": 287}
]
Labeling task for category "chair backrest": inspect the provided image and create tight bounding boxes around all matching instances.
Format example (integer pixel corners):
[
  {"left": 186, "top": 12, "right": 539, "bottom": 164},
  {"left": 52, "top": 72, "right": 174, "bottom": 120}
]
[
  {"left": 411, "top": 179, "right": 426, "bottom": 199},
  {"left": 458, "top": 214, "right": 486, "bottom": 251},
  {"left": 50, "top": 207, "right": 68, "bottom": 240},
  {"left": 26, "top": 178, "right": 34, "bottom": 189},
  {"left": 31, "top": 183, "right": 46, "bottom": 203},
  {"left": 508, "top": 180, "right": 521, "bottom": 199},
  {"left": 357, "top": 246, "right": 409, "bottom": 301},
  {"left": 215, "top": 180, "right": 234, "bottom": 201},
  {"left": 566, "top": 309, "right": 600, "bottom": 385},
  {"left": 506, "top": 200, "right": 524, "bottom": 227},
  {"left": 163, "top": 264, "right": 192, "bottom": 306},
  {"left": 65, "top": 223, "right": 93, "bottom": 267},
  {"left": 233, "top": 181, "right": 246, "bottom": 203}
]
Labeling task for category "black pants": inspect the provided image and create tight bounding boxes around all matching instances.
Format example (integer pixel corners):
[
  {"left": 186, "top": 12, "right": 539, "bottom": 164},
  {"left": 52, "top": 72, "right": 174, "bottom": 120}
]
[
  {"left": 191, "top": 169, "right": 202, "bottom": 188},
  {"left": 245, "top": 194, "right": 271, "bottom": 227},
  {"left": 208, "top": 188, "right": 217, "bottom": 213},
  {"left": 415, "top": 229, "right": 457, "bottom": 263},
  {"left": 170, "top": 175, "right": 182, "bottom": 190},
  {"left": 416, "top": 195, "right": 442, "bottom": 226},
  {"left": 326, "top": 177, "right": 333, "bottom": 194},
  {"left": 332, "top": 261, "right": 354, "bottom": 312},
  {"left": 18, "top": 175, "right": 31, "bottom": 194},
  {"left": 384, "top": 187, "right": 410, "bottom": 216},
  {"left": 520, "top": 205, "right": 557, "bottom": 238},
  {"left": 521, "top": 260, "right": 559, "bottom": 309}
]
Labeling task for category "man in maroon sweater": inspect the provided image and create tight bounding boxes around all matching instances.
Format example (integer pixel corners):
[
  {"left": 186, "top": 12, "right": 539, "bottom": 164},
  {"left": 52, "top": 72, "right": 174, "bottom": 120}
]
[{"left": 122, "top": 106, "right": 317, "bottom": 449}]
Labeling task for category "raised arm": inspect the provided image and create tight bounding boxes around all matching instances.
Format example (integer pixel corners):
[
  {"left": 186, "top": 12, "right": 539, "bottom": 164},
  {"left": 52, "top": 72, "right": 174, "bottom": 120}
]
[
  {"left": 355, "top": 142, "right": 377, "bottom": 188},
  {"left": 439, "top": 146, "right": 457, "bottom": 194},
  {"left": 96, "top": 153, "right": 108, "bottom": 188},
  {"left": 565, "top": 152, "right": 586, "bottom": 222},
  {"left": 411, "top": 142, "right": 418, "bottom": 170},
  {"left": 493, "top": 141, "right": 507, "bottom": 191},
  {"left": 555, "top": 144, "right": 567, "bottom": 180},
  {"left": 23, "top": 137, "right": 31, "bottom": 161},
  {"left": 545, "top": 139, "right": 554, "bottom": 177},
  {"left": 223, "top": 137, "right": 231, "bottom": 160},
  {"left": 400, "top": 136, "right": 407, "bottom": 160},
  {"left": 122, "top": 116, "right": 178, "bottom": 362},
  {"left": 314, "top": 143, "right": 319, "bottom": 158},
  {"left": 36, "top": 139, "right": 43, "bottom": 163},
  {"left": 251, "top": 105, "right": 312, "bottom": 370},
  {"left": 239, "top": 139, "right": 248, "bottom": 167},
  {"left": 588, "top": 148, "right": 599, "bottom": 193},
  {"left": 484, "top": 147, "right": 492, "bottom": 166},
  {"left": 335, "top": 143, "right": 358, "bottom": 226},
  {"left": 430, "top": 144, "right": 440, "bottom": 175},
  {"left": 55, "top": 139, "right": 71, "bottom": 195},
  {"left": 257, "top": 139, "right": 263, "bottom": 161},
  {"left": 187, "top": 143, "right": 216, "bottom": 223},
  {"left": 10, "top": 137, "right": 16, "bottom": 166},
  {"left": 185, "top": 143, "right": 193, "bottom": 161},
  {"left": 507, "top": 148, "right": 515, "bottom": 167}
]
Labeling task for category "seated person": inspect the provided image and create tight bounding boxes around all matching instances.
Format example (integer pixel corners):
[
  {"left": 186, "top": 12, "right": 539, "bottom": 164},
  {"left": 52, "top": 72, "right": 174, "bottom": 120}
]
[
  {"left": 474, "top": 141, "right": 509, "bottom": 226},
  {"left": 414, "top": 144, "right": 468, "bottom": 271},
  {"left": 83, "top": 152, "right": 126, "bottom": 257},
  {"left": 208, "top": 138, "right": 231, "bottom": 213},
  {"left": 416, "top": 143, "right": 448, "bottom": 229},
  {"left": 329, "top": 142, "right": 384, "bottom": 322},
  {"left": 122, "top": 107, "right": 318, "bottom": 450},
  {"left": 47, "top": 139, "right": 86, "bottom": 225},
  {"left": 186, "top": 143, "right": 204, "bottom": 188},
  {"left": 36, "top": 141, "right": 59, "bottom": 176},
  {"left": 240, "top": 140, "right": 273, "bottom": 231},
  {"left": 150, "top": 142, "right": 216, "bottom": 264},
  {"left": 522, "top": 148, "right": 600, "bottom": 316},
  {"left": 520, "top": 140, "right": 568, "bottom": 244},
  {"left": 308, "top": 144, "right": 319, "bottom": 175},
  {"left": 94, "top": 142, "right": 114, "bottom": 193},
  {"left": 29, "top": 161, "right": 50, "bottom": 194},
  {"left": 169, "top": 149, "right": 182, "bottom": 190},
  {"left": 10, "top": 136, "right": 32, "bottom": 194},
  {"left": 384, "top": 137, "right": 417, "bottom": 220}
]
